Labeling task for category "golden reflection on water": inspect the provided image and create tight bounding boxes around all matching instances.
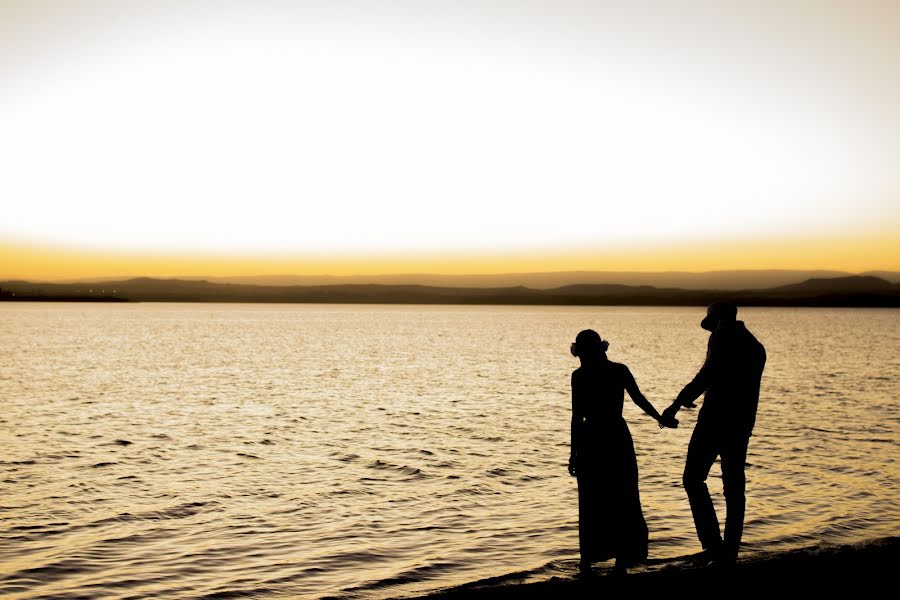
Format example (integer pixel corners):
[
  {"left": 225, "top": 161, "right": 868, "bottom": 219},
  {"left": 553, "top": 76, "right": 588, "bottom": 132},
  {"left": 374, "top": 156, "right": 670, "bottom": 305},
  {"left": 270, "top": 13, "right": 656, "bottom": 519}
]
[{"left": 1, "top": 304, "right": 898, "bottom": 598}]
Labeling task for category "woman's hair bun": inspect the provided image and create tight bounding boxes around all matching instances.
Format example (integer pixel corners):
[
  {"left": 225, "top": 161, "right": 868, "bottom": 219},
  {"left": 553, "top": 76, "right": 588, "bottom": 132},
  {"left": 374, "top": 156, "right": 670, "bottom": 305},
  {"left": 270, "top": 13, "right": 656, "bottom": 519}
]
[{"left": 575, "top": 329, "right": 608, "bottom": 356}]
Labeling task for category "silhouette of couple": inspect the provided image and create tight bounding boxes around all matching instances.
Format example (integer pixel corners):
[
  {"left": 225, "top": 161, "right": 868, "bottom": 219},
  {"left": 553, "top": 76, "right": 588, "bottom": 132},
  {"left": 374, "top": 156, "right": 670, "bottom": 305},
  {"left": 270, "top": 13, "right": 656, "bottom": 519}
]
[{"left": 569, "top": 302, "right": 766, "bottom": 574}]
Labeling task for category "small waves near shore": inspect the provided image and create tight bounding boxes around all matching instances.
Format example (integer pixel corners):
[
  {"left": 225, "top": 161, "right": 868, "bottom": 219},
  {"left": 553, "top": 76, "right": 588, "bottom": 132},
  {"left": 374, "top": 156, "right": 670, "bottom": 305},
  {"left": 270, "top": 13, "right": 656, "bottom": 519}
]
[
  {"left": 1, "top": 304, "right": 897, "bottom": 598},
  {"left": 416, "top": 537, "right": 899, "bottom": 598}
]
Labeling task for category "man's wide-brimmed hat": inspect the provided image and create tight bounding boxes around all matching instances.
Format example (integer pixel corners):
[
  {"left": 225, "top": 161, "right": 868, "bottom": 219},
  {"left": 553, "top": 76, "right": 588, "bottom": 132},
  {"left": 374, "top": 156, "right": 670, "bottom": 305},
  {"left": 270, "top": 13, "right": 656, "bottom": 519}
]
[{"left": 701, "top": 301, "right": 738, "bottom": 330}]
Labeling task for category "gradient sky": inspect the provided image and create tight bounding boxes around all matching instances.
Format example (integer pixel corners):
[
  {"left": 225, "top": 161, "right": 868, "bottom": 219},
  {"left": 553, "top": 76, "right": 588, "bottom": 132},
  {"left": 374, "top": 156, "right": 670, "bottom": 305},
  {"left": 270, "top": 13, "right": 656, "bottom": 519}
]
[{"left": 1, "top": 0, "right": 898, "bottom": 279}]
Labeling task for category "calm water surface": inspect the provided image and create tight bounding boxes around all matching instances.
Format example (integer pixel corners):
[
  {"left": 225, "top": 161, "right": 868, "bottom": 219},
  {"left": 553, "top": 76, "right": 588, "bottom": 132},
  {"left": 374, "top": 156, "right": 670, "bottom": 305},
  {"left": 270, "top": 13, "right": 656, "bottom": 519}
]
[{"left": 1, "top": 304, "right": 898, "bottom": 598}]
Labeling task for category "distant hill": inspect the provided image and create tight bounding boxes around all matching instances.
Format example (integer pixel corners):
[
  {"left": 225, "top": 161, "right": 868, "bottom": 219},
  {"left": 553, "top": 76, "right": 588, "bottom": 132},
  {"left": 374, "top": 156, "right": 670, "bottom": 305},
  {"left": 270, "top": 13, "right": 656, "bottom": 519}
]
[
  {"left": 773, "top": 276, "right": 898, "bottom": 293},
  {"left": 2, "top": 275, "right": 899, "bottom": 306},
  {"left": 184, "top": 269, "right": 900, "bottom": 290},
  {"left": 46, "top": 269, "right": 900, "bottom": 290}
]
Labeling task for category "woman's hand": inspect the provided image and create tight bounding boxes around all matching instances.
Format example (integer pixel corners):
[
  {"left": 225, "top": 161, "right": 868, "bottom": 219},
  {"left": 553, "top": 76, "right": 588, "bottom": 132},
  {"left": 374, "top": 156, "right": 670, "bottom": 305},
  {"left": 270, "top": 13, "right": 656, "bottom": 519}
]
[
  {"left": 658, "top": 414, "right": 679, "bottom": 429},
  {"left": 658, "top": 408, "right": 679, "bottom": 429}
]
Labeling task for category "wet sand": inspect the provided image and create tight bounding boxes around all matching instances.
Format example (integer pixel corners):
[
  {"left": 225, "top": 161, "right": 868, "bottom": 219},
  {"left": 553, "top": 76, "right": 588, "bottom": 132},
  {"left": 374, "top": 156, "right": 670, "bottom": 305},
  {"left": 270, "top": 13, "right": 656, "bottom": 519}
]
[{"left": 417, "top": 537, "right": 898, "bottom": 598}]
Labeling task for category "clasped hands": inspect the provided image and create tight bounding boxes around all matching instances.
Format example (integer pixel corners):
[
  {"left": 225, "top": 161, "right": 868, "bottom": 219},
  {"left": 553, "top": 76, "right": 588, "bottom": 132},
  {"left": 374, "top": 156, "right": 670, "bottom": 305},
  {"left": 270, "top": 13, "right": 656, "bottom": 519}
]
[
  {"left": 568, "top": 399, "right": 695, "bottom": 476},
  {"left": 657, "top": 398, "right": 696, "bottom": 429}
]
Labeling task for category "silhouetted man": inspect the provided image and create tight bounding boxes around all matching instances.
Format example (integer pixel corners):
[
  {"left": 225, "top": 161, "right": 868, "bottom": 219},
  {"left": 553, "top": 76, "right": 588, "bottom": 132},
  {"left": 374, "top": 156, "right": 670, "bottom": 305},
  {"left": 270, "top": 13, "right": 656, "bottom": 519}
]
[{"left": 662, "top": 302, "right": 766, "bottom": 565}]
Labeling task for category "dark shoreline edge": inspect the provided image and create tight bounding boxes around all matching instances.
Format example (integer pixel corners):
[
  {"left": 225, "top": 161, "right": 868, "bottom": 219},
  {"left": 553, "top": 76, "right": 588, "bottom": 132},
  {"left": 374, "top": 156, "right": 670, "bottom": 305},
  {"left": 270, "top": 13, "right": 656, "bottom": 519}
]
[
  {"left": 407, "top": 537, "right": 898, "bottom": 598},
  {"left": 2, "top": 275, "right": 900, "bottom": 307}
]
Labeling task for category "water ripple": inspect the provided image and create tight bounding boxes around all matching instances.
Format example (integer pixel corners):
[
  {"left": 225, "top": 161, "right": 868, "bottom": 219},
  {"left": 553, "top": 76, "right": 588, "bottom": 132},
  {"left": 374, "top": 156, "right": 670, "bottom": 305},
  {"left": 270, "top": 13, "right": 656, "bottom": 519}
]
[{"left": 0, "top": 304, "right": 897, "bottom": 599}]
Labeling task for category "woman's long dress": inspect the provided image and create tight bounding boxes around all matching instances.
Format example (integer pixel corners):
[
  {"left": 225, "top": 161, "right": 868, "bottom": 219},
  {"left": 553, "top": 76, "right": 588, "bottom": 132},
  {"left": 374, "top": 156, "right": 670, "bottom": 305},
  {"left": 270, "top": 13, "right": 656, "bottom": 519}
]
[{"left": 572, "top": 361, "right": 649, "bottom": 565}]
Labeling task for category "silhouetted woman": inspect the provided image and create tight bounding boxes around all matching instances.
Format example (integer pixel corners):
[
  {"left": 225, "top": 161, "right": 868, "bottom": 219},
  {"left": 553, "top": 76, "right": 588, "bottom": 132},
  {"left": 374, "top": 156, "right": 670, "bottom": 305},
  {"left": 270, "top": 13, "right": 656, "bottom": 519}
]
[{"left": 569, "top": 329, "right": 675, "bottom": 574}]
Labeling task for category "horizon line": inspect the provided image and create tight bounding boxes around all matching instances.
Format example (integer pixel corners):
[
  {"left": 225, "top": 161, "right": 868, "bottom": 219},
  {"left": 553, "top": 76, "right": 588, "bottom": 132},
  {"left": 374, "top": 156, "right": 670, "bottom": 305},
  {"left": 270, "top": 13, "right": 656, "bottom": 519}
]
[
  {"left": 3, "top": 231, "right": 900, "bottom": 281},
  {"left": 3, "top": 267, "right": 899, "bottom": 283}
]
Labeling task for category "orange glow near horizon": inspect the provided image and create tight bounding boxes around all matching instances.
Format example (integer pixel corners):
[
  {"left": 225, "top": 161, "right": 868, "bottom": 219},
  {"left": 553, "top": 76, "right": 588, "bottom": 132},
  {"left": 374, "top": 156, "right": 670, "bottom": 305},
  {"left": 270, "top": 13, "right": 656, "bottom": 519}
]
[
  {"left": 2, "top": 2, "right": 899, "bottom": 283},
  {"left": 3, "top": 230, "right": 898, "bottom": 281}
]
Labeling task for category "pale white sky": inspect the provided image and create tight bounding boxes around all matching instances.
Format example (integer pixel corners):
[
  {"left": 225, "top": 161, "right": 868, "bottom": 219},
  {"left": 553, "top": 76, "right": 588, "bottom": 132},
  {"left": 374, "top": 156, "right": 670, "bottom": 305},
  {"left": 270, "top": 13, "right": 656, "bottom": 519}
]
[{"left": 1, "top": 0, "right": 898, "bottom": 254}]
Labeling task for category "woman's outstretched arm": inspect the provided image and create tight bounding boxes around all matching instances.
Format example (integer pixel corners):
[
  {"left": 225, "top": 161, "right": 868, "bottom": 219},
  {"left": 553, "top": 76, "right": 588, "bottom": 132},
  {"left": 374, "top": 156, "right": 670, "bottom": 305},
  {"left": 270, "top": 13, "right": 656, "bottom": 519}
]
[{"left": 623, "top": 365, "right": 675, "bottom": 427}]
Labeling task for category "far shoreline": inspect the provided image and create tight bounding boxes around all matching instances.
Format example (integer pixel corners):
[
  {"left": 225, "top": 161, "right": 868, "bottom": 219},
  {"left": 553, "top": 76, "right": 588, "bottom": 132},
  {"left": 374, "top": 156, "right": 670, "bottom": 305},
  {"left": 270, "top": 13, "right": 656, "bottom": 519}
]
[
  {"left": 2, "top": 298, "right": 900, "bottom": 308},
  {"left": 2, "top": 275, "right": 899, "bottom": 307},
  {"left": 0, "top": 297, "right": 900, "bottom": 310}
]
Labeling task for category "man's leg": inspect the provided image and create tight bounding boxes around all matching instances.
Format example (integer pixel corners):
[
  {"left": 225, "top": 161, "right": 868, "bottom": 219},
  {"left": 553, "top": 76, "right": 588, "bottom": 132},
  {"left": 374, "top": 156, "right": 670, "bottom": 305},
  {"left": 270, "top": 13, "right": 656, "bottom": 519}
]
[
  {"left": 683, "top": 424, "right": 722, "bottom": 552},
  {"left": 720, "top": 434, "right": 750, "bottom": 562}
]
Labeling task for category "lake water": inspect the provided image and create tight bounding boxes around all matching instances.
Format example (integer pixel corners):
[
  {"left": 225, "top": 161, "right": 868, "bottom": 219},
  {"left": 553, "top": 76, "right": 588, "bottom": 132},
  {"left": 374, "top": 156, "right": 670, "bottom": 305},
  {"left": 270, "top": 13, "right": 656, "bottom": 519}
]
[{"left": 1, "top": 303, "right": 898, "bottom": 598}]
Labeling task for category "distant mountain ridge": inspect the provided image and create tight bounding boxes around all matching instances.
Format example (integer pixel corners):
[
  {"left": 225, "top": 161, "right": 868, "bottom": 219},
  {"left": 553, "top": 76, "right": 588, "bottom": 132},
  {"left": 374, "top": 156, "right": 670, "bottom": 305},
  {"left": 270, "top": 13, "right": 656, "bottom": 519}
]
[
  {"left": 773, "top": 276, "right": 898, "bottom": 292},
  {"left": 2, "top": 275, "right": 899, "bottom": 306},
  {"left": 39, "top": 269, "right": 900, "bottom": 290}
]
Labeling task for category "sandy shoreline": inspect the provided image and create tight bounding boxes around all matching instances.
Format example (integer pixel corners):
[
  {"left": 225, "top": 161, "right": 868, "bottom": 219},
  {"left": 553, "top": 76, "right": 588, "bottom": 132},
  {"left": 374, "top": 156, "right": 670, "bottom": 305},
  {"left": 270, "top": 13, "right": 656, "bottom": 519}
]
[{"left": 413, "top": 537, "right": 898, "bottom": 597}]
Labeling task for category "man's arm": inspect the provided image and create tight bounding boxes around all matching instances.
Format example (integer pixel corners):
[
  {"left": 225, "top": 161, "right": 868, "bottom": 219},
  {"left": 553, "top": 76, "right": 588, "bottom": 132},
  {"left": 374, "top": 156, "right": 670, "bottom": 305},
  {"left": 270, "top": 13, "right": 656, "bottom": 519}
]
[{"left": 663, "top": 332, "right": 721, "bottom": 420}]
